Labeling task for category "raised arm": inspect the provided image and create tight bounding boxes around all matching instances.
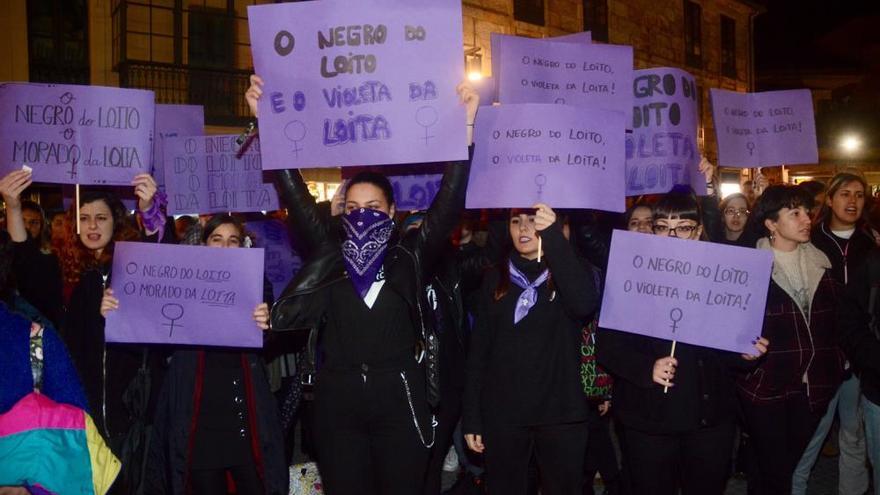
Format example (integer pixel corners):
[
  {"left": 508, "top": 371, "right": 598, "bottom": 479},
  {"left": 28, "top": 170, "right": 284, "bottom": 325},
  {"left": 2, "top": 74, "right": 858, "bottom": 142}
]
[
  {"left": 406, "top": 82, "right": 479, "bottom": 275},
  {"left": 0, "top": 169, "right": 32, "bottom": 242}
]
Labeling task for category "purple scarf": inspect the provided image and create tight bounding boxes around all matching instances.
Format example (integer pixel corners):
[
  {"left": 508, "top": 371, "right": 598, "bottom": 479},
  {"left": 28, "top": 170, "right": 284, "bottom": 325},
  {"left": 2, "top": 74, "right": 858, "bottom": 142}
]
[
  {"left": 342, "top": 208, "right": 394, "bottom": 298},
  {"left": 509, "top": 259, "right": 550, "bottom": 324}
]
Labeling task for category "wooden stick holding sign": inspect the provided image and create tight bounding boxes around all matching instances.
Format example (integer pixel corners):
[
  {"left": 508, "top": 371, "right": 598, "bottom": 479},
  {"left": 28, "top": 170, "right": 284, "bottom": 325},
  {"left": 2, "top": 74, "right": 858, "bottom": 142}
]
[
  {"left": 663, "top": 340, "right": 677, "bottom": 394},
  {"left": 75, "top": 183, "right": 80, "bottom": 235}
]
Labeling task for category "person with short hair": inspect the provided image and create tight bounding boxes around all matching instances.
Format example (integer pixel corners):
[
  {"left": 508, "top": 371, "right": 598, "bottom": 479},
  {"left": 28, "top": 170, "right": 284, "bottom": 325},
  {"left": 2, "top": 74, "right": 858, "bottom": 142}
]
[{"left": 737, "top": 185, "right": 845, "bottom": 495}]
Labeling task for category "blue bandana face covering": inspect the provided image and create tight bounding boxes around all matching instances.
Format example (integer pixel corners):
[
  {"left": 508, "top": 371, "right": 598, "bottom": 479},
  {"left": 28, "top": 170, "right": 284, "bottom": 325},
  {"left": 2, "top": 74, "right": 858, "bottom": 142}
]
[{"left": 341, "top": 208, "right": 394, "bottom": 298}]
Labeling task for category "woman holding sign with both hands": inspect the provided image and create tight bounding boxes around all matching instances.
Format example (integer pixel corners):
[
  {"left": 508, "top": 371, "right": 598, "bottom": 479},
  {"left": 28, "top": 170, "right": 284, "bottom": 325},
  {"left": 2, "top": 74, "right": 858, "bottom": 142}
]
[
  {"left": 246, "top": 75, "right": 479, "bottom": 494},
  {"left": 598, "top": 187, "right": 768, "bottom": 495}
]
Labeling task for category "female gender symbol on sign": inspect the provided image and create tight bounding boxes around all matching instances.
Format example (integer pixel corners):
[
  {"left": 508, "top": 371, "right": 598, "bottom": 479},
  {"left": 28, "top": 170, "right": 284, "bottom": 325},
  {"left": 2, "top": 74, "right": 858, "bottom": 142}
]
[
  {"left": 669, "top": 307, "right": 683, "bottom": 334},
  {"left": 161, "top": 303, "right": 185, "bottom": 337},
  {"left": 284, "top": 120, "right": 307, "bottom": 157},
  {"left": 534, "top": 174, "right": 547, "bottom": 200},
  {"left": 746, "top": 142, "right": 756, "bottom": 156},
  {"left": 416, "top": 106, "right": 439, "bottom": 145}
]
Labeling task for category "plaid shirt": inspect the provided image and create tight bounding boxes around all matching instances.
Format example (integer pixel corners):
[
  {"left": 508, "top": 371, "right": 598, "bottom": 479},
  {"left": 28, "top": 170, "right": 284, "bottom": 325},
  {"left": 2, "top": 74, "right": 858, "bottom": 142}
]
[{"left": 737, "top": 270, "right": 845, "bottom": 412}]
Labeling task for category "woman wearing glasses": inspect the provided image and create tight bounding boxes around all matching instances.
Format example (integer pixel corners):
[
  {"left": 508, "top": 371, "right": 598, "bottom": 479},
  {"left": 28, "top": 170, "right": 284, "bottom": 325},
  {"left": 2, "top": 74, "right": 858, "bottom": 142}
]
[
  {"left": 719, "top": 193, "right": 751, "bottom": 247},
  {"left": 598, "top": 187, "right": 768, "bottom": 495}
]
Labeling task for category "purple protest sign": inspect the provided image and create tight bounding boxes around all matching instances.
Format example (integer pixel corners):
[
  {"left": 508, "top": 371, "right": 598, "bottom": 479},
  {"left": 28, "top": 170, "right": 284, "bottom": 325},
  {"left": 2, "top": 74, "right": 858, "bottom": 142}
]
[
  {"left": 494, "top": 35, "right": 633, "bottom": 125},
  {"left": 466, "top": 104, "right": 625, "bottom": 212},
  {"left": 599, "top": 230, "right": 773, "bottom": 354},
  {"left": 710, "top": 89, "right": 818, "bottom": 168},
  {"left": 471, "top": 76, "right": 496, "bottom": 107},
  {"left": 153, "top": 104, "right": 204, "bottom": 188},
  {"left": 389, "top": 174, "right": 442, "bottom": 211},
  {"left": 164, "top": 135, "right": 279, "bottom": 215},
  {"left": 247, "top": 219, "right": 302, "bottom": 300},
  {"left": 626, "top": 68, "right": 705, "bottom": 196},
  {"left": 0, "top": 83, "right": 155, "bottom": 185},
  {"left": 490, "top": 32, "right": 591, "bottom": 92},
  {"left": 105, "top": 242, "right": 265, "bottom": 348},
  {"left": 248, "top": 0, "right": 469, "bottom": 169}
]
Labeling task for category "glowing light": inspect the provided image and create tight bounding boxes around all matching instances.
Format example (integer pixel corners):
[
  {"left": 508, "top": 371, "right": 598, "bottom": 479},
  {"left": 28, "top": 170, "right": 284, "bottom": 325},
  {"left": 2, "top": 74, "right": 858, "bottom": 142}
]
[
  {"left": 720, "top": 182, "right": 742, "bottom": 199},
  {"left": 841, "top": 135, "right": 862, "bottom": 154},
  {"left": 468, "top": 71, "right": 483, "bottom": 81}
]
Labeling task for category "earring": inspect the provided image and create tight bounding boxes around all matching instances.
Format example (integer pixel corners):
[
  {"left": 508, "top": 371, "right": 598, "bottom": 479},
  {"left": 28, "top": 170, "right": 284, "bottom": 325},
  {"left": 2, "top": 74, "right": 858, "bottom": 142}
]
[{"left": 769, "top": 232, "right": 775, "bottom": 243}]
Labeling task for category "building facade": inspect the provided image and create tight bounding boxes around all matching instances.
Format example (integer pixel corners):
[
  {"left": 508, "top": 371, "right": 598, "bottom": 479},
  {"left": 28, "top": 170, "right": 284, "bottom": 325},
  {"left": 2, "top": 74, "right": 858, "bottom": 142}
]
[{"left": 0, "top": 0, "right": 761, "bottom": 167}]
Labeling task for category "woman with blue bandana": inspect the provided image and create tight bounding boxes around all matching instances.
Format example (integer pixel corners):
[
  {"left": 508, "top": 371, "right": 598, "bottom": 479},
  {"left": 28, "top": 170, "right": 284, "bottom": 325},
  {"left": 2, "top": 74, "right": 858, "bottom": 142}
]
[{"left": 245, "top": 76, "right": 479, "bottom": 495}]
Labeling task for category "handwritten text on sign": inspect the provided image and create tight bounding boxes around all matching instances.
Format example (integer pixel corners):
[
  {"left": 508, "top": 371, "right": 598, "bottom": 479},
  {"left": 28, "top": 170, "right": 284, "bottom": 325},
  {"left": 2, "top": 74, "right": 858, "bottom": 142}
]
[
  {"left": 494, "top": 34, "right": 633, "bottom": 126},
  {"left": 247, "top": 219, "right": 302, "bottom": 300},
  {"left": 599, "top": 230, "right": 773, "bottom": 354},
  {"left": 626, "top": 68, "right": 705, "bottom": 196},
  {"left": 105, "top": 242, "right": 265, "bottom": 348},
  {"left": 389, "top": 174, "right": 442, "bottom": 211},
  {"left": 710, "top": 89, "right": 818, "bottom": 168},
  {"left": 490, "top": 32, "right": 591, "bottom": 95},
  {"left": 466, "top": 103, "right": 625, "bottom": 212},
  {"left": 0, "top": 83, "right": 155, "bottom": 185},
  {"left": 247, "top": 0, "right": 468, "bottom": 169},
  {"left": 153, "top": 104, "right": 204, "bottom": 188},
  {"left": 164, "top": 135, "right": 279, "bottom": 215}
]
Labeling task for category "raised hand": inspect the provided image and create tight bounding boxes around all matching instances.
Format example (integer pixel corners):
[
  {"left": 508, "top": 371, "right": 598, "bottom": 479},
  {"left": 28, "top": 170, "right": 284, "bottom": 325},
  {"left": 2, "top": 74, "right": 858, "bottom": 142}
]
[
  {"left": 652, "top": 356, "right": 678, "bottom": 387},
  {"left": 245, "top": 75, "right": 264, "bottom": 118},
  {"left": 132, "top": 173, "right": 158, "bottom": 212},
  {"left": 532, "top": 203, "right": 557, "bottom": 232}
]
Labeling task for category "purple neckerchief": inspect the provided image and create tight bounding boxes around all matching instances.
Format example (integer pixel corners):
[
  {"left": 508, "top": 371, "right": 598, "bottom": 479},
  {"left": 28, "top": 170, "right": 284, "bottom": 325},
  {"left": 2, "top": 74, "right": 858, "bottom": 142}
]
[
  {"left": 341, "top": 208, "right": 394, "bottom": 298},
  {"left": 138, "top": 190, "right": 168, "bottom": 241},
  {"left": 509, "top": 259, "right": 550, "bottom": 324}
]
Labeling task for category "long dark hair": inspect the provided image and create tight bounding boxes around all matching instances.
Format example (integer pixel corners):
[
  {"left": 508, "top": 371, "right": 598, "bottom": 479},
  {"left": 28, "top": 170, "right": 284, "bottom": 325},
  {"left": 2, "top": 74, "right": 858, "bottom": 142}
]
[
  {"left": 494, "top": 210, "right": 555, "bottom": 301},
  {"left": 201, "top": 214, "right": 245, "bottom": 244}
]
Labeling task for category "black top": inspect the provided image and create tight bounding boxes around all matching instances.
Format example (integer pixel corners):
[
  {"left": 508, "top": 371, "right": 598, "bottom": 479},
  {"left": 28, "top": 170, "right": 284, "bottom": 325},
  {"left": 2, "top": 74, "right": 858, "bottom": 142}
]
[
  {"left": 462, "top": 225, "right": 598, "bottom": 434},
  {"left": 13, "top": 237, "right": 63, "bottom": 328},
  {"left": 811, "top": 221, "right": 876, "bottom": 285},
  {"left": 322, "top": 276, "right": 416, "bottom": 371},
  {"left": 838, "top": 250, "right": 880, "bottom": 406},
  {"left": 597, "top": 329, "right": 745, "bottom": 433}
]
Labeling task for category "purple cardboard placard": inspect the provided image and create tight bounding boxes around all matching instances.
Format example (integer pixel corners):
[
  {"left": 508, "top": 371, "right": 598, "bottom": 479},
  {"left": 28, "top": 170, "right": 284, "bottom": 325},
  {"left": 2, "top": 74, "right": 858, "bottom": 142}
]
[
  {"left": 153, "top": 104, "right": 204, "bottom": 188},
  {"left": 494, "top": 35, "right": 633, "bottom": 126},
  {"left": 626, "top": 68, "right": 706, "bottom": 196},
  {"left": 599, "top": 230, "right": 773, "bottom": 354},
  {"left": 105, "top": 242, "right": 265, "bottom": 348},
  {"left": 710, "top": 88, "right": 818, "bottom": 168},
  {"left": 164, "top": 135, "right": 279, "bottom": 215},
  {"left": 490, "top": 32, "right": 591, "bottom": 93},
  {"left": 389, "top": 173, "right": 443, "bottom": 211},
  {"left": 0, "top": 83, "right": 155, "bottom": 185},
  {"left": 471, "top": 76, "right": 496, "bottom": 107},
  {"left": 466, "top": 103, "right": 625, "bottom": 212},
  {"left": 62, "top": 185, "right": 138, "bottom": 212},
  {"left": 247, "top": 0, "right": 468, "bottom": 169},
  {"left": 247, "top": 219, "right": 302, "bottom": 300}
]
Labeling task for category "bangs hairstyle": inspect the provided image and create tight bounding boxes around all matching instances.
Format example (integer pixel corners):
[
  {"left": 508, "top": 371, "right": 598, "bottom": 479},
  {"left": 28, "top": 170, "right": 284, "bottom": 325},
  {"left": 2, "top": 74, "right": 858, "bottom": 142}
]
[
  {"left": 750, "top": 185, "right": 812, "bottom": 237},
  {"left": 652, "top": 186, "right": 702, "bottom": 224},
  {"left": 201, "top": 214, "right": 245, "bottom": 244},
  {"left": 346, "top": 171, "right": 395, "bottom": 207}
]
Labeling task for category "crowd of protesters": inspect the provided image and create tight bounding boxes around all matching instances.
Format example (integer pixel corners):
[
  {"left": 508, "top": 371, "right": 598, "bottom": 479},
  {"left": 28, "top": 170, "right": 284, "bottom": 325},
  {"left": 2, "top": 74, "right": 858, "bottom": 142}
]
[{"left": 0, "top": 76, "right": 879, "bottom": 495}]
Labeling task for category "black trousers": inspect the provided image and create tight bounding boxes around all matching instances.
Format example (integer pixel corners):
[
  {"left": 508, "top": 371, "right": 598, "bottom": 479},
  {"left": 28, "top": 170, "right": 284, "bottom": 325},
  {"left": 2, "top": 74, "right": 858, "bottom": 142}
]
[
  {"left": 483, "top": 421, "right": 589, "bottom": 495},
  {"left": 740, "top": 393, "right": 823, "bottom": 495},
  {"left": 313, "top": 367, "right": 432, "bottom": 495},
  {"left": 583, "top": 407, "right": 620, "bottom": 493},
  {"left": 422, "top": 388, "right": 463, "bottom": 495},
  {"left": 190, "top": 465, "right": 263, "bottom": 495},
  {"left": 621, "top": 421, "right": 735, "bottom": 495}
]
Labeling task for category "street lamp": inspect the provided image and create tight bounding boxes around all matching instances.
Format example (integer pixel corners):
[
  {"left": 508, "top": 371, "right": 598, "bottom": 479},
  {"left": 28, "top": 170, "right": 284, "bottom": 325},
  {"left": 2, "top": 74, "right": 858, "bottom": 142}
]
[{"left": 840, "top": 134, "right": 862, "bottom": 155}]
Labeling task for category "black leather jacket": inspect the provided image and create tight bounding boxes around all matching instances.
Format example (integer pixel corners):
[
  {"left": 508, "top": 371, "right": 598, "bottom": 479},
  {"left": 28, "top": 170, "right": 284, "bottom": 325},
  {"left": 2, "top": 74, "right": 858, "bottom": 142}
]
[{"left": 269, "top": 155, "right": 471, "bottom": 407}]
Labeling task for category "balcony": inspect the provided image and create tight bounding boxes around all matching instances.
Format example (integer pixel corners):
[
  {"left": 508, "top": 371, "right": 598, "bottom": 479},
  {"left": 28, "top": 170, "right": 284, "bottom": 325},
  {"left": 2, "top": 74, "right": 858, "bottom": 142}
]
[{"left": 118, "top": 61, "right": 252, "bottom": 127}]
